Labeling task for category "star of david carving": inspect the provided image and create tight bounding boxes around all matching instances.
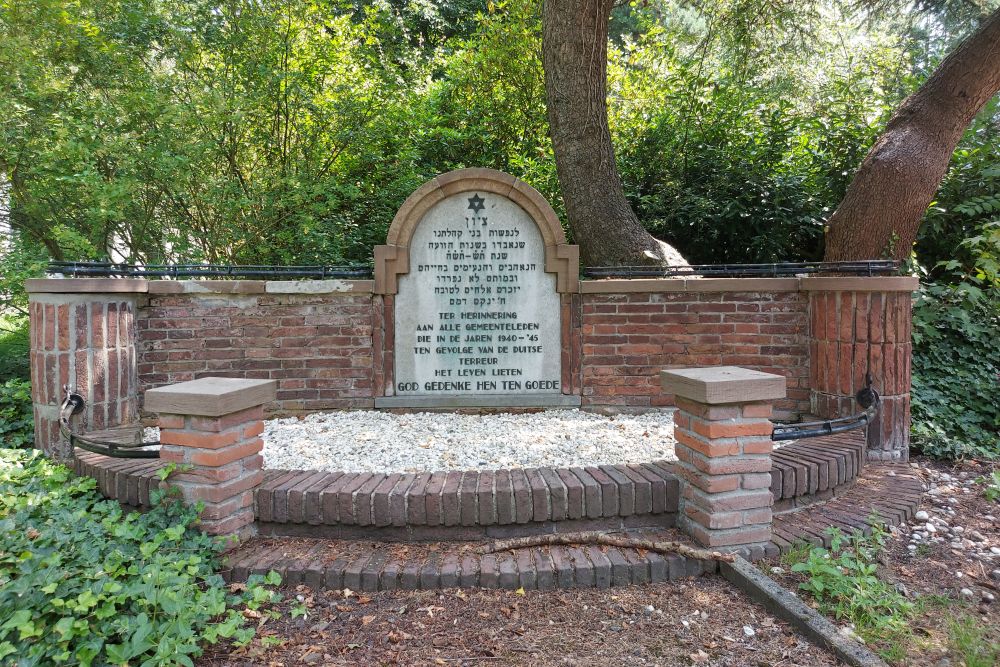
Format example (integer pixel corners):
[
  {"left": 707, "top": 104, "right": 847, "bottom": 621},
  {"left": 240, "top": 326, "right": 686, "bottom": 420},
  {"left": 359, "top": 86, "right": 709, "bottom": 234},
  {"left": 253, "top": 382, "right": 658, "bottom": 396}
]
[{"left": 467, "top": 193, "right": 485, "bottom": 214}]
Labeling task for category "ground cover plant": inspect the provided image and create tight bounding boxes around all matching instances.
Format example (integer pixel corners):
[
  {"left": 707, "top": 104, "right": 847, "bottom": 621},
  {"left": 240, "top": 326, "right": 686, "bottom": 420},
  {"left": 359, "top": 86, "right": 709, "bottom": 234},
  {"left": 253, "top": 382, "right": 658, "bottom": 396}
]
[
  {"left": 0, "top": 449, "right": 280, "bottom": 666},
  {"left": 0, "top": 379, "right": 32, "bottom": 449},
  {"left": 787, "top": 524, "right": 915, "bottom": 661}
]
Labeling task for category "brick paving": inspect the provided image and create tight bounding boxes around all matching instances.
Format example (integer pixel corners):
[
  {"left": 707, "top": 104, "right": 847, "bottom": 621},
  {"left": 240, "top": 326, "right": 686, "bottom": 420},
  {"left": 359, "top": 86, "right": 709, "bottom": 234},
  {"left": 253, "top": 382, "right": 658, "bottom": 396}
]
[
  {"left": 72, "top": 430, "right": 923, "bottom": 591},
  {"left": 769, "top": 463, "right": 923, "bottom": 554},
  {"left": 218, "top": 528, "right": 713, "bottom": 592}
]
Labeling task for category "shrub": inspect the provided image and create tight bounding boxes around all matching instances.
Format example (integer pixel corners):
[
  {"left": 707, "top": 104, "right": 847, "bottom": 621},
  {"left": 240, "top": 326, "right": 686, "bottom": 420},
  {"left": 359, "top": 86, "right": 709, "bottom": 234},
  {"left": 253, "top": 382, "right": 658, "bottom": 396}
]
[
  {"left": 0, "top": 449, "right": 280, "bottom": 666},
  {"left": 910, "top": 282, "right": 1000, "bottom": 460},
  {"left": 0, "top": 379, "right": 33, "bottom": 449}
]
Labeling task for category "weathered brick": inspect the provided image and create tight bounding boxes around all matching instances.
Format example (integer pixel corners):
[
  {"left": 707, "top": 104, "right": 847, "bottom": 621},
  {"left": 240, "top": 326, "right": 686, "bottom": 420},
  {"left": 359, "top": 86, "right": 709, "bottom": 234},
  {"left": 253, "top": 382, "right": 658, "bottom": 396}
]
[
  {"left": 477, "top": 471, "right": 496, "bottom": 525},
  {"left": 550, "top": 547, "right": 575, "bottom": 589},
  {"left": 570, "top": 467, "right": 602, "bottom": 519},
  {"left": 524, "top": 468, "right": 550, "bottom": 522},
  {"left": 459, "top": 471, "right": 479, "bottom": 526},
  {"left": 494, "top": 469, "right": 515, "bottom": 525},
  {"left": 442, "top": 471, "right": 463, "bottom": 526},
  {"left": 372, "top": 473, "right": 402, "bottom": 527},
  {"left": 510, "top": 469, "right": 533, "bottom": 524},
  {"left": 556, "top": 468, "right": 585, "bottom": 519}
]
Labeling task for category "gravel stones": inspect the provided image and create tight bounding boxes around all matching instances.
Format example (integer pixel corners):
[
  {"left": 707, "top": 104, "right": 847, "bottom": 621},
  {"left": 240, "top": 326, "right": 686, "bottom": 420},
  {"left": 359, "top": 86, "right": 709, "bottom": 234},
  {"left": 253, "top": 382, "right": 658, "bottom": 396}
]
[{"left": 150, "top": 409, "right": 677, "bottom": 473}]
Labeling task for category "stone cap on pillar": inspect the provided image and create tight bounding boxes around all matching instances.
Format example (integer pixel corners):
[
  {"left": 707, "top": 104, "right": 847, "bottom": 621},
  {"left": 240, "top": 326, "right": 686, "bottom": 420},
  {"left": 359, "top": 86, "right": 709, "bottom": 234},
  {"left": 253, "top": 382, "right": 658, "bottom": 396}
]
[
  {"left": 661, "top": 366, "right": 786, "bottom": 404},
  {"left": 144, "top": 377, "right": 277, "bottom": 417}
]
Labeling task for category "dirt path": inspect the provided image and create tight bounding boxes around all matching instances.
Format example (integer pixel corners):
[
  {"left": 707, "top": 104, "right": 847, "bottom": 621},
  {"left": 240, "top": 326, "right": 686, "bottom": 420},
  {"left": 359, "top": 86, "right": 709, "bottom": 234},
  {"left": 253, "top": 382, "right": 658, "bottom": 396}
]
[{"left": 199, "top": 576, "right": 841, "bottom": 666}]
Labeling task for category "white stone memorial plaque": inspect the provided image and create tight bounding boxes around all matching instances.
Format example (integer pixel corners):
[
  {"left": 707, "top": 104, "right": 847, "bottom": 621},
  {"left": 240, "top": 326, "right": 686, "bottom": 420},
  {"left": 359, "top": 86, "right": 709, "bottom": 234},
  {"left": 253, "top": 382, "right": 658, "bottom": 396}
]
[{"left": 393, "top": 191, "right": 562, "bottom": 399}]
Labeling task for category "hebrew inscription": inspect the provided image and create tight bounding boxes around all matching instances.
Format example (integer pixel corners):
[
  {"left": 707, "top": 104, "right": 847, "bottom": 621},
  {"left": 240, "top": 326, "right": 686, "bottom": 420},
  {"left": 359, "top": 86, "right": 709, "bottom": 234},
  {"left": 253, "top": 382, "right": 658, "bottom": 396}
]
[{"left": 394, "top": 191, "right": 561, "bottom": 396}]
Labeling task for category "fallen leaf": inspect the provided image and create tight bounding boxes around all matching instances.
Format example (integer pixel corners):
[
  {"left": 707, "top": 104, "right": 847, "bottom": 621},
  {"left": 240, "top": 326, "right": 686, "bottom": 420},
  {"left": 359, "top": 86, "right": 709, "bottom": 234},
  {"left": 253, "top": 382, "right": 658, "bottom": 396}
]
[
  {"left": 361, "top": 615, "right": 376, "bottom": 626},
  {"left": 515, "top": 587, "right": 525, "bottom": 596},
  {"left": 689, "top": 649, "right": 709, "bottom": 664}
]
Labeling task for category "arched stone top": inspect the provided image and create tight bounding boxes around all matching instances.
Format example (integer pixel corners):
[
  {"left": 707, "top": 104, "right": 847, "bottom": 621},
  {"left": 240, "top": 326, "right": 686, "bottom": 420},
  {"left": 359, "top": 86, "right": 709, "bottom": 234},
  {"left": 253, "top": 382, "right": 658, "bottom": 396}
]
[{"left": 375, "top": 168, "right": 579, "bottom": 294}]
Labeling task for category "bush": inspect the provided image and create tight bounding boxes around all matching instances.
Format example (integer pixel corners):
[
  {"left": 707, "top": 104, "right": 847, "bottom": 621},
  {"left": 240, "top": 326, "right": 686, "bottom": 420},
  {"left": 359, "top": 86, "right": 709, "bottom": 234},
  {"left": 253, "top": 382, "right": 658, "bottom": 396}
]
[
  {"left": 0, "top": 379, "right": 33, "bottom": 449},
  {"left": 910, "top": 282, "right": 1000, "bottom": 460},
  {"left": 0, "top": 449, "right": 280, "bottom": 666}
]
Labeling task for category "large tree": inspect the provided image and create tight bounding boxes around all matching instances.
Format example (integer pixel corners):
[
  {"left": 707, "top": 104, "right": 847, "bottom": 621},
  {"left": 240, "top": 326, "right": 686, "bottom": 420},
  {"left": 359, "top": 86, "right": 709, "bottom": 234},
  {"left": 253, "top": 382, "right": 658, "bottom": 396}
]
[
  {"left": 542, "top": 0, "right": 687, "bottom": 267},
  {"left": 542, "top": 1, "right": 1000, "bottom": 266},
  {"left": 823, "top": 8, "right": 1000, "bottom": 262}
]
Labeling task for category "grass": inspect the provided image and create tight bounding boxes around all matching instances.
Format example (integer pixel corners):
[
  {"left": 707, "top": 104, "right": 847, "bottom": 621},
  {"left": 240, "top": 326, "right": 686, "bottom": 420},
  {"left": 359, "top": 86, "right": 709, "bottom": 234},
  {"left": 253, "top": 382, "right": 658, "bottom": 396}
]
[{"left": 948, "top": 612, "right": 1000, "bottom": 667}]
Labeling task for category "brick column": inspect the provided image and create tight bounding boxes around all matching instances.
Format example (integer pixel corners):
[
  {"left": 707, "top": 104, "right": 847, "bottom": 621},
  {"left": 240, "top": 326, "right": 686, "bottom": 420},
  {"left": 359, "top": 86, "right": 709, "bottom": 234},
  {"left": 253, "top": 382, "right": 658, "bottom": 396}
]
[
  {"left": 661, "top": 366, "right": 786, "bottom": 557},
  {"left": 26, "top": 280, "right": 146, "bottom": 460},
  {"left": 805, "top": 278, "right": 917, "bottom": 462},
  {"left": 144, "top": 377, "right": 276, "bottom": 542}
]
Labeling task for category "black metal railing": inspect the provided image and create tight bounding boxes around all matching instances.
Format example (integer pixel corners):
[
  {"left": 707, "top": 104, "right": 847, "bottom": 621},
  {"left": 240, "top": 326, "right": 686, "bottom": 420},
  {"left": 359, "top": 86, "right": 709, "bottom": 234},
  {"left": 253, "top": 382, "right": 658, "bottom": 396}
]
[
  {"left": 584, "top": 260, "right": 899, "bottom": 279},
  {"left": 47, "top": 261, "right": 374, "bottom": 280},
  {"left": 48, "top": 259, "right": 898, "bottom": 281},
  {"left": 771, "top": 378, "right": 880, "bottom": 441}
]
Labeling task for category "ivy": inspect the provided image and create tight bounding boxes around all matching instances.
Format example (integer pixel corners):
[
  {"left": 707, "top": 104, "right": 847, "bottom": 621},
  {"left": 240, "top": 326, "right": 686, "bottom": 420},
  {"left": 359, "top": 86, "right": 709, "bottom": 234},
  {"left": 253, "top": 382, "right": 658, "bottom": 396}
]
[
  {"left": 0, "top": 380, "right": 33, "bottom": 449},
  {"left": 0, "top": 448, "right": 281, "bottom": 666},
  {"left": 910, "top": 282, "right": 1000, "bottom": 460}
]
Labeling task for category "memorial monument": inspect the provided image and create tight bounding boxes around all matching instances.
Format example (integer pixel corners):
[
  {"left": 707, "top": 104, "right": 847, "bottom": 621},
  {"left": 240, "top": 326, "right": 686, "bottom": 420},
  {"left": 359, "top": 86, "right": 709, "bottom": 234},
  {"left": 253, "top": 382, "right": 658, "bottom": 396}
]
[{"left": 374, "top": 168, "right": 580, "bottom": 408}]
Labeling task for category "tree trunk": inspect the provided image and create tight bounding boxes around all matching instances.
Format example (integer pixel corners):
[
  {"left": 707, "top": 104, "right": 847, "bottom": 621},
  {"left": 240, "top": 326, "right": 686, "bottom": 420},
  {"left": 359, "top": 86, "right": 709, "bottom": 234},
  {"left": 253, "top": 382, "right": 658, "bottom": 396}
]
[
  {"left": 542, "top": 0, "right": 687, "bottom": 267},
  {"left": 824, "top": 9, "right": 1000, "bottom": 262}
]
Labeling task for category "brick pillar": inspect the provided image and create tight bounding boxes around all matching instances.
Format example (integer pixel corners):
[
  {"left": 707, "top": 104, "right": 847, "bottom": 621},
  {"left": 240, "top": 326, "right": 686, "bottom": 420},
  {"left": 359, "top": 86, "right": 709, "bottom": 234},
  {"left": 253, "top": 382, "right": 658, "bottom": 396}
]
[
  {"left": 26, "top": 280, "right": 145, "bottom": 460},
  {"left": 144, "top": 377, "right": 276, "bottom": 542},
  {"left": 806, "top": 279, "right": 916, "bottom": 462},
  {"left": 661, "top": 366, "right": 786, "bottom": 557}
]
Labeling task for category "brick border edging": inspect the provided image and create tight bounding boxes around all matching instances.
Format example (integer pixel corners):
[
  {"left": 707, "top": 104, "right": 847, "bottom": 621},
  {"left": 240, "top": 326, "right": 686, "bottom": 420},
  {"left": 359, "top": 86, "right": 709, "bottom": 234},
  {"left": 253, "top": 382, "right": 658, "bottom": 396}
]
[
  {"left": 767, "top": 463, "right": 923, "bottom": 556},
  {"left": 220, "top": 532, "right": 716, "bottom": 592},
  {"left": 771, "top": 432, "right": 866, "bottom": 513},
  {"left": 73, "top": 430, "right": 871, "bottom": 537},
  {"left": 255, "top": 463, "right": 680, "bottom": 535}
]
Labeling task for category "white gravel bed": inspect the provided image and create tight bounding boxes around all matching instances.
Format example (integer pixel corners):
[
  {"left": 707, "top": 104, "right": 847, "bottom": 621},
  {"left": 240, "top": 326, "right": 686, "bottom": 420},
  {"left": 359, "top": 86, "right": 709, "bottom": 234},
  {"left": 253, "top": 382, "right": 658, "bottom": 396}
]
[{"left": 147, "top": 409, "right": 677, "bottom": 473}]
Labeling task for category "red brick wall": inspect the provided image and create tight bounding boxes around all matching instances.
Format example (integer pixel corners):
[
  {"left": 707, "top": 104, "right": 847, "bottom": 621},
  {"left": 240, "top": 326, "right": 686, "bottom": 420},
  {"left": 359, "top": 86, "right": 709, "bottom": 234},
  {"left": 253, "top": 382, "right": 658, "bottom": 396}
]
[
  {"left": 28, "top": 277, "right": 916, "bottom": 458},
  {"left": 29, "top": 294, "right": 139, "bottom": 458},
  {"left": 580, "top": 291, "right": 810, "bottom": 417},
  {"left": 809, "top": 290, "right": 912, "bottom": 460},
  {"left": 138, "top": 293, "right": 374, "bottom": 414}
]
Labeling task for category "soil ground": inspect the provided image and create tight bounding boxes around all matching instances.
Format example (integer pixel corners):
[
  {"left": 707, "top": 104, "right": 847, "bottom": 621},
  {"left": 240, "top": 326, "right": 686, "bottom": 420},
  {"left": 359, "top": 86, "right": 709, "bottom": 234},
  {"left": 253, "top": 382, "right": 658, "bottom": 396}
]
[
  {"left": 199, "top": 457, "right": 999, "bottom": 667},
  {"left": 767, "top": 456, "right": 999, "bottom": 666}
]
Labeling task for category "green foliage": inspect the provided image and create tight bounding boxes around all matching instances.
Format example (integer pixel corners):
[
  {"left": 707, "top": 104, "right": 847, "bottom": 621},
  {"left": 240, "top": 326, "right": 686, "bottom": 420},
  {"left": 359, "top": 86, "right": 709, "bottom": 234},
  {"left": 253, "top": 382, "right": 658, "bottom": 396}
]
[
  {"left": 982, "top": 470, "right": 1000, "bottom": 502},
  {"left": 910, "top": 281, "right": 1000, "bottom": 460},
  {"left": 1, "top": 0, "right": 950, "bottom": 268},
  {"left": 0, "top": 379, "right": 32, "bottom": 448},
  {"left": 948, "top": 612, "right": 1000, "bottom": 667},
  {"left": 918, "top": 98, "right": 1000, "bottom": 285},
  {"left": 0, "top": 319, "right": 30, "bottom": 382},
  {"left": 608, "top": 3, "right": 906, "bottom": 262},
  {"left": 0, "top": 448, "right": 281, "bottom": 666},
  {"left": 789, "top": 524, "right": 914, "bottom": 657}
]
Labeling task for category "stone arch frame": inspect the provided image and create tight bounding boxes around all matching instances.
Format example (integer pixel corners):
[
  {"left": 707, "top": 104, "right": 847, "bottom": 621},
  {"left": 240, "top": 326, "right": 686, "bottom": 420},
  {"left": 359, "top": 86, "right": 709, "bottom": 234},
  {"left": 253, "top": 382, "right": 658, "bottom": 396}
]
[{"left": 374, "top": 168, "right": 579, "bottom": 295}]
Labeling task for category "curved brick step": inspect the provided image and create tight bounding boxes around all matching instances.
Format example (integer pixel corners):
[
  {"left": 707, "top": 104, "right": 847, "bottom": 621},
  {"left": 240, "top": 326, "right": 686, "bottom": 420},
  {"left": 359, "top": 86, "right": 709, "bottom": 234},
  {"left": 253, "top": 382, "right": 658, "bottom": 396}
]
[
  {"left": 220, "top": 528, "right": 716, "bottom": 592},
  {"left": 770, "top": 431, "right": 866, "bottom": 513},
  {"left": 76, "top": 430, "right": 874, "bottom": 543},
  {"left": 256, "top": 463, "right": 681, "bottom": 541},
  {"left": 769, "top": 463, "right": 923, "bottom": 554},
  {"left": 74, "top": 450, "right": 167, "bottom": 506}
]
